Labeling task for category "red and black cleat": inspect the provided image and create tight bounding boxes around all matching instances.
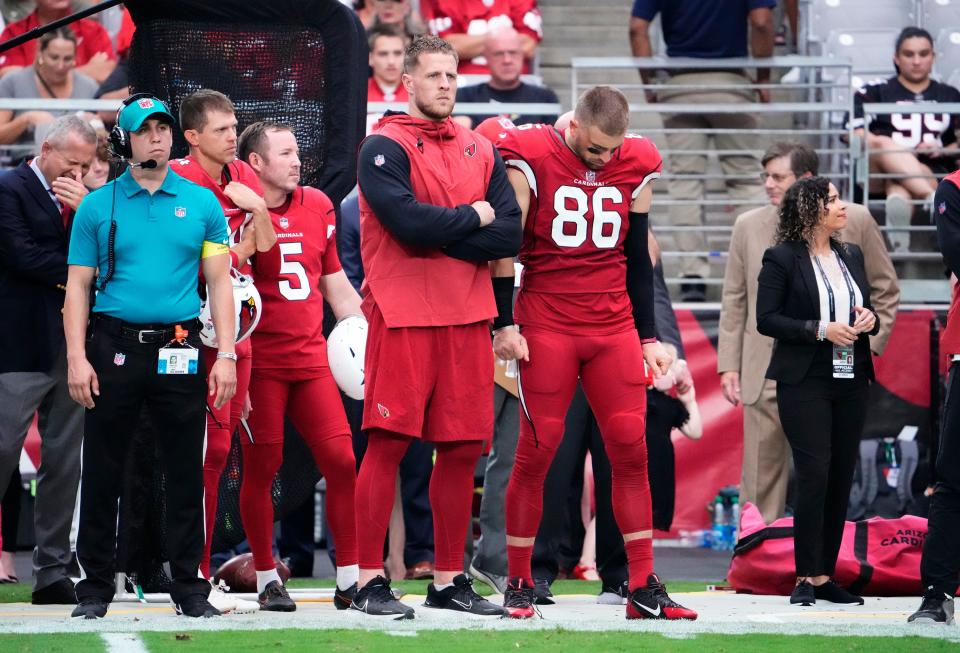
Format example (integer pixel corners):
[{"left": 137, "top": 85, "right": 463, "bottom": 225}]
[
  {"left": 502, "top": 577, "right": 538, "bottom": 619},
  {"left": 626, "top": 573, "right": 698, "bottom": 620}
]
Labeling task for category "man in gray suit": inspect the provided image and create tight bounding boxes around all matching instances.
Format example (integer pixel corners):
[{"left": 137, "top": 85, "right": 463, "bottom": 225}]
[
  {"left": 717, "top": 142, "right": 900, "bottom": 524},
  {"left": 0, "top": 115, "right": 96, "bottom": 603}
]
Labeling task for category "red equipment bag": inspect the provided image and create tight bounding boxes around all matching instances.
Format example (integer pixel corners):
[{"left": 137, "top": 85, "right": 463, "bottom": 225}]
[{"left": 727, "top": 502, "right": 926, "bottom": 596}]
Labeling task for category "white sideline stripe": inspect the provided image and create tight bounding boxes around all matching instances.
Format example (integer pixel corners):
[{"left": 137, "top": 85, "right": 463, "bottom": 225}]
[{"left": 101, "top": 633, "right": 149, "bottom": 653}]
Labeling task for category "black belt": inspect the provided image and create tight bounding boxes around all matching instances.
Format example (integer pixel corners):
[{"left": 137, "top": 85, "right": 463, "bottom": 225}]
[{"left": 93, "top": 314, "right": 199, "bottom": 344}]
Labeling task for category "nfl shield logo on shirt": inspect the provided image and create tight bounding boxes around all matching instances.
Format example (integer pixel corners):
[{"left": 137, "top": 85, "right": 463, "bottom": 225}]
[
  {"left": 114, "top": 353, "right": 126, "bottom": 366},
  {"left": 279, "top": 217, "right": 289, "bottom": 230},
  {"left": 374, "top": 154, "right": 385, "bottom": 167},
  {"left": 175, "top": 206, "right": 187, "bottom": 218},
  {"left": 585, "top": 170, "right": 596, "bottom": 183},
  {"left": 940, "top": 202, "right": 947, "bottom": 216}
]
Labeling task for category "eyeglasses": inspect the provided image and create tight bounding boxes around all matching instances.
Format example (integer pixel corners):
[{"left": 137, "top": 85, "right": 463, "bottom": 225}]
[{"left": 759, "top": 172, "right": 795, "bottom": 183}]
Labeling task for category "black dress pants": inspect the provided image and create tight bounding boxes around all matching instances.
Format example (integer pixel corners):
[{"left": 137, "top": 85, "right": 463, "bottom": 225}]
[
  {"left": 776, "top": 373, "right": 869, "bottom": 577},
  {"left": 76, "top": 322, "right": 210, "bottom": 603},
  {"left": 920, "top": 363, "right": 960, "bottom": 595}
]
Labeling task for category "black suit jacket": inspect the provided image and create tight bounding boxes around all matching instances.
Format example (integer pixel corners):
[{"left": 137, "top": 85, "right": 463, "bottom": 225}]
[
  {"left": 756, "top": 240, "right": 880, "bottom": 385},
  {"left": 0, "top": 162, "right": 70, "bottom": 373}
]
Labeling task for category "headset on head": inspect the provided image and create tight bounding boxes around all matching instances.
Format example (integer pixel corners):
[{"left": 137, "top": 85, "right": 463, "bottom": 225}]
[{"left": 108, "top": 92, "right": 172, "bottom": 160}]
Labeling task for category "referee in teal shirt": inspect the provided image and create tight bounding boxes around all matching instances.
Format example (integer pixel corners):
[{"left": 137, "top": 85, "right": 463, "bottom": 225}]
[{"left": 63, "top": 95, "right": 237, "bottom": 619}]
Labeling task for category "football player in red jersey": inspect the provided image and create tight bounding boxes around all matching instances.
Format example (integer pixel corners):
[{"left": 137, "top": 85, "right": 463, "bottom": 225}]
[
  {"left": 237, "top": 121, "right": 362, "bottom": 611},
  {"left": 492, "top": 86, "right": 697, "bottom": 620},
  {"left": 421, "top": 0, "right": 542, "bottom": 75},
  {"left": 171, "top": 90, "right": 278, "bottom": 584}
]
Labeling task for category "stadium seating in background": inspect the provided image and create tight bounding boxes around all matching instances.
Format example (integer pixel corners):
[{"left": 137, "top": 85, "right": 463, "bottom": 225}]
[
  {"left": 934, "top": 29, "right": 960, "bottom": 82},
  {"left": 805, "top": 0, "right": 916, "bottom": 51}
]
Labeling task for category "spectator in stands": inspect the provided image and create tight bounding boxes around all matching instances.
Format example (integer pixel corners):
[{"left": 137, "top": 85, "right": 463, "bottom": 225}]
[
  {"left": 718, "top": 142, "right": 899, "bottom": 525},
  {"left": 0, "top": 0, "right": 116, "bottom": 83},
  {"left": 630, "top": 0, "right": 773, "bottom": 301},
  {"left": 0, "top": 114, "right": 97, "bottom": 605},
  {"left": 453, "top": 28, "right": 558, "bottom": 128},
  {"left": 849, "top": 27, "right": 960, "bottom": 253},
  {"left": 370, "top": 0, "right": 425, "bottom": 38},
  {"left": 421, "top": 0, "right": 542, "bottom": 75},
  {"left": 82, "top": 130, "right": 112, "bottom": 190},
  {"left": 366, "top": 25, "right": 410, "bottom": 135},
  {"left": 352, "top": 0, "right": 375, "bottom": 28},
  {"left": 0, "top": 28, "right": 99, "bottom": 146},
  {"left": 756, "top": 176, "right": 879, "bottom": 607},
  {"left": 367, "top": 24, "right": 410, "bottom": 104}
]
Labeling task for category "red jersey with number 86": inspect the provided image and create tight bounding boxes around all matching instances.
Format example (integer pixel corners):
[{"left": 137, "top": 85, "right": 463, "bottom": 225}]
[
  {"left": 496, "top": 124, "right": 662, "bottom": 335},
  {"left": 252, "top": 186, "right": 341, "bottom": 369}
]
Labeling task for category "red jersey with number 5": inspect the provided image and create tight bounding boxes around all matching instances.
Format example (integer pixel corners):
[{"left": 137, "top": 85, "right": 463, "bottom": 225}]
[
  {"left": 252, "top": 186, "right": 341, "bottom": 369},
  {"left": 497, "top": 124, "right": 662, "bottom": 335}
]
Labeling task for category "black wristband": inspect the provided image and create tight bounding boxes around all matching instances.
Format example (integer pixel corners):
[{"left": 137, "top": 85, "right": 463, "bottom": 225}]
[{"left": 492, "top": 276, "right": 515, "bottom": 331}]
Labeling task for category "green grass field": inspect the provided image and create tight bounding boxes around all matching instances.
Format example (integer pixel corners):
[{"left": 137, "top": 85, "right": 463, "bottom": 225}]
[{"left": 0, "top": 631, "right": 954, "bottom": 653}]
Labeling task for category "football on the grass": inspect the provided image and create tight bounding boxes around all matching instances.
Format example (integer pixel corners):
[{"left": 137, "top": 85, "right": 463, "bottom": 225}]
[{"left": 213, "top": 553, "right": 291, "bottom": 592}]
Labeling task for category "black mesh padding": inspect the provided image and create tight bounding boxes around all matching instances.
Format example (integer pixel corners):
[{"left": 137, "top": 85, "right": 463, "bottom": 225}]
[
  {"left": 124, "top": 0, "right": 367, "bottom": 206},
  {"left": 211, "top": 419, "right": 321, "bottom": 553}
]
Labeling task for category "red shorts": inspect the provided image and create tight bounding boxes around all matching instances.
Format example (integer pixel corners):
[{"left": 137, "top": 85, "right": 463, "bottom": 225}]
[
  {"left": 361, "top": 302, "right": 493, "bottom": 442},
  {"left": 245, "top": 366, "right": 350, "bottom": 445},
  {"left": 517, "top": 327, "right": 647, "bottom": 450}
]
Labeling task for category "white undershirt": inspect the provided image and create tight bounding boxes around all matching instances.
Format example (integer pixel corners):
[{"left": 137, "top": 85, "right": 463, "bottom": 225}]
[{"left": 811, "top": 250, "right": 862, "bottom": 324}]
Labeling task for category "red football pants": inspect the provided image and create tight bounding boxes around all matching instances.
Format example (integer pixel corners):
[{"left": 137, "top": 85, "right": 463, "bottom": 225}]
[
  {"left": 356, "top": 428, "right": 484, "bottom": 572},
  {"left": 506, "top": 328, "right": 654, "bottom": 590},
  {"left": 200, "top": 343, "right": 251, "bottom": 578},
  {"left": 240, "top": 367, "right": 357, "bottom": 572}
]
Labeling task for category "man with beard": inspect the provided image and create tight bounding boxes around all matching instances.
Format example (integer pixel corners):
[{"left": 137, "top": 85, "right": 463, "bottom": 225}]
[{"left": 352, "top": 35, "right": 521, "bottom": 618}]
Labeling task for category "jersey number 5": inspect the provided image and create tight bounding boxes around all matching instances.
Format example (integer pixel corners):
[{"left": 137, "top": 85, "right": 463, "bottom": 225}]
[
  {"left": 279, "top": 242, "right": 310, "bottom": 301},
  {"left": 551, "top": 185, "right": 623, "bottom": 249}
]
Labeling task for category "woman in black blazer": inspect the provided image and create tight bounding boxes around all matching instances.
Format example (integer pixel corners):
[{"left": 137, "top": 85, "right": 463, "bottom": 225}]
[{"left": 756, "top": 177, "right": 880, "bottom": 607}]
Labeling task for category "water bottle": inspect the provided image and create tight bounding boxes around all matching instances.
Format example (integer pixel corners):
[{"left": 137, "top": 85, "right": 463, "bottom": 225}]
[
  {"left": 711, "top": 495, "right": 726, "bottom": 551},
  {"left": 728, "top": 497, "right": 741, "bottom": 549}
]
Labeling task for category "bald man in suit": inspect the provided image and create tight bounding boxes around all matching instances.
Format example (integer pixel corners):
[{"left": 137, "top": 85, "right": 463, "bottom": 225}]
[{"left": 718, "top": 142, "right": 900, "bottom": 524}]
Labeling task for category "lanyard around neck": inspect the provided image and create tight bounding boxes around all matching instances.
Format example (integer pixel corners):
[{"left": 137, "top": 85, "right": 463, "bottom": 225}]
[{"left": 813, "top": 251, "right": 857, "bottom": 326}]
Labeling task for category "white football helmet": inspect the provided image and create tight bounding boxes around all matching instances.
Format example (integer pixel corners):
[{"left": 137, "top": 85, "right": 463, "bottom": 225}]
[
  {"left": 199, "top": 269, "right": 262, "bottom": 348},
  {"left": 327, "top": 314, "right": 367, "bottom": 400}
]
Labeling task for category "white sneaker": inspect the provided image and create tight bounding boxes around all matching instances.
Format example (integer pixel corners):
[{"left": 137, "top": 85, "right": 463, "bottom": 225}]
[
  {"left": 885, "top": 195, "right": 912, "bottom": 252},
  {"left": 208, "top": 579, "right": 259, "bottom": 614}
]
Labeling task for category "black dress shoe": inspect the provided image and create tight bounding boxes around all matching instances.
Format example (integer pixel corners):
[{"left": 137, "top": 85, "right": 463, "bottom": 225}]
[{"left": 32, "top": 578, "right": 78, "bottom": 605}]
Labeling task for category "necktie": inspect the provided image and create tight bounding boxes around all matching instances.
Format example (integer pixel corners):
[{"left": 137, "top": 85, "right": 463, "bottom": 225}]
[{"left": 60, "top": 204, "right": 71, "bottom": 228}]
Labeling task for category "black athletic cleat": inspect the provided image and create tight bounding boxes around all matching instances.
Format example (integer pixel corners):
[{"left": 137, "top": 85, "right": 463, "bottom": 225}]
[
  {"left": 334, "top": 582, "right": 357, "bottom": 610},
  {"left": 175, "top": 594, "right": 221, "bottom": 618},
  {"left": 533, "top": 578, "right": 555, "bottom": 605},
  {"left": 908, "top": 587, "right": 955, "bottom": 625},
  {"left": 503, "top": 577, "right": 537, "bottom": 619},
  {"left": 350, "top": 576, "right": 415, "bottom": 618},
  {"left": 790, "top": 580, "right": 815, "bottom": 606},
  {"left": 258, "top": 581, "right": 296, "bottom": 612},
  {"left": 423, "top": 574, "right": 504, "bottom": 616},
  {"left": 597, "top": 580, "right": 629, "bottom": 605},
  {"left": 71, "top": 597, "right": 108, "bottom": 619},
  {"left": 627, "top": 573, "right": 698, "bottom": 620}
]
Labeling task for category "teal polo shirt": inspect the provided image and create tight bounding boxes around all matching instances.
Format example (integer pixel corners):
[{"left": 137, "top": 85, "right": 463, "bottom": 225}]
[{"left": 68, "top": 168, "right": 229, "bottom": 324}]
